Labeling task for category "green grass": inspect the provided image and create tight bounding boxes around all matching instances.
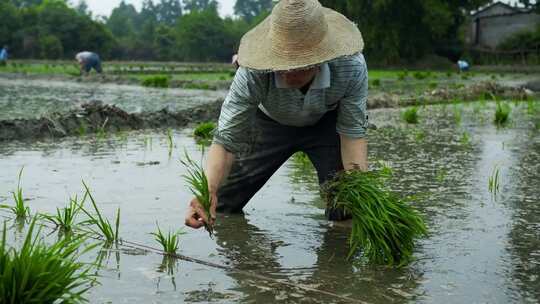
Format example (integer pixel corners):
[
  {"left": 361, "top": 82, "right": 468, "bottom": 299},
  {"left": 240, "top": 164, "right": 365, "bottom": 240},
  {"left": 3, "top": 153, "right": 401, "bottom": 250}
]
[
  {"left": 323, "top": 170, "right": 427, "bottom": 266},
  {"left": 151, "top": 222, "right": 184, "bottom": 255},
  {"left": 494, "top": 102, "right": 511, "bottom": 126},
  {"left": 0, "top": 168, "right": 29, "bottom": 219},
  {"left": 80, "top": 182, "right": 120, "bottom": 244},
  {"left": 193, "top": 122, "right": 215, "bottom": 140},
  {"left": 181, "top": 153, "right": 213, "bottom": 237},
  {"left": 0, "top": 218, "right": 96, "bottom": 303},
  {"left": 402, "top": 106, "right": 419, "bottom": 124},
  {"left": 42, "top": 193, "right": 88, "bottom": 234},
  {"left": 141, "top": 75, "right": 170, "bottom": 88}
]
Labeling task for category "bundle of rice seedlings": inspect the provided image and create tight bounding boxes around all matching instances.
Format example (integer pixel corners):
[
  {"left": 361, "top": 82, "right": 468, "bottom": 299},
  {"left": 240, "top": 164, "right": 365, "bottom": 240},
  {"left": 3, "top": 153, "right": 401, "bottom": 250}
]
[
  {"left": 494, "top": 102, "right": 511, "bottom": 126},
  {"left": 193, "top": 122, "right": 216, "bottom": 140},
  {"left": 323, "top": 170, "right": 427, "bottom": 266},
  {"left": 181, "top": 153, "right": 213, "bottom": 237},
  {"left": 80, "top": 182, "right": 121, "bottom": 244},
  {"left": 0, "top": 218, "right": 96, "bottom": 303},
  {"left": 402, "top": 106, "right": 419, "bottom": 124}
]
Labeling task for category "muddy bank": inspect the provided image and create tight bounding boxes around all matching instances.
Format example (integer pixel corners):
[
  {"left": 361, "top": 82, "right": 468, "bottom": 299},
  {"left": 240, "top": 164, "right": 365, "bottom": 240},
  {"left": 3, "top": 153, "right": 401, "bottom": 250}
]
[
  {"left": 368, "top": 81, "right": 535, "bottom": 108},
  {"left": 0, "top": 99, "right": 223, "bottom": 141}
]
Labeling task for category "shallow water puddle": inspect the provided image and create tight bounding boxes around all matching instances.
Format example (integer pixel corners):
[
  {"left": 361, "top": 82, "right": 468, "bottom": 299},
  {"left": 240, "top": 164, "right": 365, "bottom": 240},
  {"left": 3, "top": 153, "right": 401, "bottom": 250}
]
[{"left": 0, "top": 101, "right": 539, "bottom": 303}]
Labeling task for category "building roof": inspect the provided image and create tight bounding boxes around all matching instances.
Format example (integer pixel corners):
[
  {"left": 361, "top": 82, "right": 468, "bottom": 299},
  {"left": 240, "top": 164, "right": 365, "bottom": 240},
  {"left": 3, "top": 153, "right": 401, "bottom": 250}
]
[{"left": 472, "top": 1, "right": 530, "bottom": 18}]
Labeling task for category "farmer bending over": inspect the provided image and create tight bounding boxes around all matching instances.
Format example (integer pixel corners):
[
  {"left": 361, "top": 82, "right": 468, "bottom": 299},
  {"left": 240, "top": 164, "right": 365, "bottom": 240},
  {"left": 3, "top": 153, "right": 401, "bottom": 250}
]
[
  {"left": 0, "top": 45, "right": 8, "bottom": 66},
  {"left": 75, "top": 51, "right": 102, "bottom": 75},
  {"left": 185, "top": 0, "right": 369, "bottom": 229}
]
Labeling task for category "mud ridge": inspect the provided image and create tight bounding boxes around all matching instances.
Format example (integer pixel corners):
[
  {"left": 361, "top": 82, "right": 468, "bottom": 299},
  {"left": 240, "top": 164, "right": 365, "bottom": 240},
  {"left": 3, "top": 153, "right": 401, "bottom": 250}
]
[
  {"left": 0, "top": 99, "right": 223, "bottom": 141},
  {"left": 368, "top": 81, "right": 534, "bottom": 108}
]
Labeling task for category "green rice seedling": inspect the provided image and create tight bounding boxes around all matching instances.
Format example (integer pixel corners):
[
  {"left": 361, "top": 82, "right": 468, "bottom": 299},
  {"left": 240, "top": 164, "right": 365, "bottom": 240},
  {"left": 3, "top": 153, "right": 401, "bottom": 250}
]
[
  {"left": 371, "top": 79, "right": 381, "bottom": 87},
  {"left": 141, "top": 75, "right": 169, "bottom": 88},
  {"left": 0, "top": 168, "right": 29, "bottom": 219},
  {"left": 0, "top": 219, "right": 96, "bottom": 303},
  {"left": 323, "top": 170, "right": 427, "bottom": 266},
  {"left": 413, "top": 71, "right": 427, "bottom": 80},
  {"left": 446, "top": 71, "right": 452, "bottom": 78},
  {"left": 42, "top": 193, "right": 88, "bottom": 234},
  {"left": 494, "top": 102, "right": 511, "bottom": 126},
  {"left": 80, "top": 182, "right": 121, "bottom": 244},
  {"left": 453, "top": 104, "right": 462, "bottom": 125},
  {"left": 460, "top": 131, "right": 471, "bottom": 146},
  {"left": 488, "top": 166, "right": 501, "bottom": 195},
  {"left": 436, "top": 169, "right": 447, "bottom": 183},
  {"left": 151, "top": 222, "right": 185, "bottom": 255},
  {"left": 193, "top": 122, "right": 216, "bottom": 140},
  {"left": 402, "top": 106, "right": 419, "bottom": 124},
  {"left": 181, "top": 153, "right": 213, "bottom": 237},
  {"left": 292, "top": 151, "right": 313, "bottom": 169},
  {"left": 413, "top": 128, "right": 426, "bottom": 142}
]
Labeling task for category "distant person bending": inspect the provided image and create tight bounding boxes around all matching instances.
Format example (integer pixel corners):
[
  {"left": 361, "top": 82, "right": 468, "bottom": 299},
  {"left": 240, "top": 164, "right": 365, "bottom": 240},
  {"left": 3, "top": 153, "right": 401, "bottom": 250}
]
[
  {"left": 0, "top": 46, "right": 8, "bottom": 66},
  {"left": 75, "top": 51, "right": 102, "bottom": 75},
  {"left": 457, "top": 60, "right": 469, "bottom": 73}
]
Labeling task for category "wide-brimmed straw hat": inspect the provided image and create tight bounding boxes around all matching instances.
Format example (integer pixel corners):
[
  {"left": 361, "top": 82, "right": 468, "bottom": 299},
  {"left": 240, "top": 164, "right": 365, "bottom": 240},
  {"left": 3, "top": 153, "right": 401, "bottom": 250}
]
[{"left": 237, "top": 0, "right": 363, "bottom": 72}]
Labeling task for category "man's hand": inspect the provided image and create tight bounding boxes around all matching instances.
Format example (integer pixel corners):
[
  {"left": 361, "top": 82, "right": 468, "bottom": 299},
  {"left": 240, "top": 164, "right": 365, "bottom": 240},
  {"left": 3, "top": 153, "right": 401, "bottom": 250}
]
[{"left": 184, "top": 193, "right": 218, "bottom": 229}]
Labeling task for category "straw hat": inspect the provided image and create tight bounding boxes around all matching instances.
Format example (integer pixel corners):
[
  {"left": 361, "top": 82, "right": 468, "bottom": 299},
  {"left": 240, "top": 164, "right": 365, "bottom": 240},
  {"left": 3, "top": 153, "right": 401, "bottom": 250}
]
[{"left": 237, "top": 0, "right": 363, "bottom": 72}]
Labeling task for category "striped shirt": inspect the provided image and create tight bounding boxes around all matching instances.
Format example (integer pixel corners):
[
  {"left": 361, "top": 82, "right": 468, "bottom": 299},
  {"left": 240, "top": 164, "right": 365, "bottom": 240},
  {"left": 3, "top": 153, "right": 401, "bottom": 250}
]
[{"left": 214, "top": 53, "right": 369, "bottom": 154}]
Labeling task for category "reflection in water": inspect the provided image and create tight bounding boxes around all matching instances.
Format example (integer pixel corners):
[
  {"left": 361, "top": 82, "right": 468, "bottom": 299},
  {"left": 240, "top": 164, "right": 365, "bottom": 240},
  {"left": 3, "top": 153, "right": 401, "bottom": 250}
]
[{"left": 156, "top": 256, "right": 178, "bottom": 292}]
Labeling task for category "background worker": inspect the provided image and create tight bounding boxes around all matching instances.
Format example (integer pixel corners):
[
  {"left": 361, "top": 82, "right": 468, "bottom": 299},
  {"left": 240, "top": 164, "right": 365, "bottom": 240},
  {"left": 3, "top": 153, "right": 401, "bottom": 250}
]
[{"left": 75, "top": 51, "right": 102, "bottom": 75}]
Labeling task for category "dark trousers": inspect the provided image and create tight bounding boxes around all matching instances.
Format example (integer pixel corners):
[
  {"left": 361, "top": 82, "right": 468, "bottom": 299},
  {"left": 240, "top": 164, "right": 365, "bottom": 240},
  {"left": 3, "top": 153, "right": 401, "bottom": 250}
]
[{"left": 217, "top": 109, "right": 343, "bottom": 214}]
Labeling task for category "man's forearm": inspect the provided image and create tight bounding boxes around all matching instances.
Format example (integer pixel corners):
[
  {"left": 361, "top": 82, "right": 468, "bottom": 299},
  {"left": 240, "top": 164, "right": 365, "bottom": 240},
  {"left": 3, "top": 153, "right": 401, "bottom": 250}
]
[
  {"left": 340, "top": 135, "right": 368, "bottom": 171},
  {"left": 206, "top": 143, "right": 235, "bottom": 194}
]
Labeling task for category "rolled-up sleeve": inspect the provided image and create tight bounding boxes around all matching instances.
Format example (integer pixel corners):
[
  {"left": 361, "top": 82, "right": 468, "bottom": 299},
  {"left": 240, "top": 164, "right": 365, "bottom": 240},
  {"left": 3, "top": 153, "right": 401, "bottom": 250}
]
[
  {"left": 213, "top": 67, "right": 266, "bottom": 154},
  {"left": 336, "top": 54, "right": 369, "bottom": 138}
]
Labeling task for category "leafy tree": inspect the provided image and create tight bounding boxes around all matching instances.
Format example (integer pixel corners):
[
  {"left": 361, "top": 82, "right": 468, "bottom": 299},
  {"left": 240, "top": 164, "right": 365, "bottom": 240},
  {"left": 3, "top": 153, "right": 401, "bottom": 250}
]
[
  {"left": 182, "top": 0, "right": 217, "bottom": 13},
  {"left": 0, "top": 0, "right": 21, "bottom": 46},
  {"left": 155, "top": 0, "right": 182, "bottom": 25},
  {"left": 234, "top": 0, "right": 272, "bottom": 22},
  {"left": 106, "top": 1, "right": 137, "bottom": 38},
  {"left": 175, "top": 8, "right": 232, "bottom": 61},
  {"left": 39, "top": 34, "right": 63, "bottom": 58}
]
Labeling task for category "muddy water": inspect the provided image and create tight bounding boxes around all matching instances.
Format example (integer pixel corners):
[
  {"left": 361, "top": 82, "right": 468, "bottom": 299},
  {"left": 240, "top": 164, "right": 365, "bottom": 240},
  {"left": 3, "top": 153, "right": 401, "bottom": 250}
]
[
  {"left": 0, "top": 78, "right": 227, "bottom": 120},
  {"left": 0, "top": 101, "right": 539, "bottom": 303}
]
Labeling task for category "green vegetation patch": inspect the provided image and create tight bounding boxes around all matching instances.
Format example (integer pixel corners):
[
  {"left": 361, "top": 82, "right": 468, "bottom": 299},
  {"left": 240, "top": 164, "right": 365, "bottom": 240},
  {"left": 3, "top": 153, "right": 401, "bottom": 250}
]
[
  {"left": 0, "top": 218, "right": 96, "bottom": 303},
  {"left": 494, "top": 102, "right": 511, "bottom": 126},
  {"left": 402, "top": 106, "right": 419, "bottom": 124},
  {"left": 141, "top": 75, "right": 170, "bottom": 88},
  {"left": 323, "top": 170, "right": 427, "bottom": 266}
]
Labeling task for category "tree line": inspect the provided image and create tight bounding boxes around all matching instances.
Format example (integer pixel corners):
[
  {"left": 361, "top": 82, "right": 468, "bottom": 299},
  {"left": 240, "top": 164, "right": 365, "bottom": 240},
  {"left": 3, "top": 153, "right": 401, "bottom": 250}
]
[{"left": 0, "top": 0, "right": 536, "bottom": 63}]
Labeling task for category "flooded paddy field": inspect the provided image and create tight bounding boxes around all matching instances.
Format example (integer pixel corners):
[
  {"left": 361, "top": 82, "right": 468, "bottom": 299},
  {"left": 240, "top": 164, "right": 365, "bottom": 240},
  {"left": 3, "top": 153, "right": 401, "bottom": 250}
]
[{"left": 1, "top": 100, "right": 539, "bottom": 303}]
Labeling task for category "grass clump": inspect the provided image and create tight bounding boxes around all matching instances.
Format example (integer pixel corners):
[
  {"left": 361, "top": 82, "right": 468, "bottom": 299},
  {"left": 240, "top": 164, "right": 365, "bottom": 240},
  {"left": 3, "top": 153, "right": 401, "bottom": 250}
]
[
  {"left": 151, "top": 222, "right": 184, "bottom": 255},
  {"left": 0, "top": 168, "right": 29, "bottom": 220},
  {"left": 141, "top": 75, "right": 169, "bottom": 88},
  {"left": 413, "top": 71, "right": 427, "bottom": 80},
  {"left": 323, "top": 170, "right": 427, "bottom": 266},
  {"left": 0, "top": 219, "right": 96, "bottom": 303},
  {"left": 42, "top": 193, "right": 87, "bottom": 234},
  {"left": 181, "top": 153, "right": 213, "bottom": 237},
  {"left": 193, "top": 122, "right": 216, "bottom": 140},
  {"left": 80, "top": 183, "right": 121, "bottom": 244},
  {"left": 402, "top": 106, "right": 419, "bottom": 124},
  {"left": 494, "top": 102, "right": 511, "bottom": 126}
]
